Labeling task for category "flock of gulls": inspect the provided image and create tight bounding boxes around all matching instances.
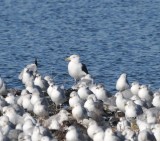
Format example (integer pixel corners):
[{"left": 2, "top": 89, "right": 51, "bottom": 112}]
[{"left": 0, "top": 54, "right": 160, "bottom": 141}]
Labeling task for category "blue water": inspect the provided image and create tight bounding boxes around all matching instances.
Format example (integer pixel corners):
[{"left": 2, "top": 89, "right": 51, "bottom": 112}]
[{"left": 0, "top": 0, "right": 160, "bottom": 92}]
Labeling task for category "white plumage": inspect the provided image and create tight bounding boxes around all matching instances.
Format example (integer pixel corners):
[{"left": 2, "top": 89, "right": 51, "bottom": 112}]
[
  {"left": 130, "top": 82, "right": 140, "bottom": 95},
  {"left": 104, "top": 128, "right": 121, "bottom": 141},
  {"left": 77, "top": 84, "right": 92, "bottom": 100},
  {"left": 87, "top": 120, "right": 103, "bottom": 139},
  {"left": 94, "top": 84, "right": 108, "bottom": 102},
  {"left": 72, "top": 103, "right": 87, "bottom": 122},
  {"left": 138, "top": 85, "right": 153, "bottom": 105},
  {"left": 66, "top": 55, "right": 88, "bottom": 81},
  {"left": 0, "top": 77, "right": 7, "bottom": 96},
  {"left": 152, "top": 92, "right": 160, "bottom": 107},
  {"left": 69, "top": 91, "right": 83, "bottom": 108},
  {"left": 49, "top": 85, "right": 66, "bottom": 108},
  {"left": 66, "top": 126, "right": 81, "bottom": 141},
  {"left": 116, "top": 73, "right": 130, "bottom": 91},
  {"left": 125, "top": 100, "right": 143, "bottom": 118}
]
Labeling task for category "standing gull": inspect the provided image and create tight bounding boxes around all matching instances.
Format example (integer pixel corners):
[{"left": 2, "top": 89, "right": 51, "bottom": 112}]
[{"left": 66, "top": 55, "right": 89, "bottom": 82}]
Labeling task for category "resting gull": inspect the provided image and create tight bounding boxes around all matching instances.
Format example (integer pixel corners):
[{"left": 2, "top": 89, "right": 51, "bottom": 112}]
[
  {"left": 130, "top": 82, "right": 140, "bottom": 95},
  {"left": 0, "top": 76, "right": 7, "bottom": 96},
  {"left": 66, "top": 126, "right": 81, "bottom": 141},
  {"left": 116, "top": 73, "right": 130, "bottom": 92}
]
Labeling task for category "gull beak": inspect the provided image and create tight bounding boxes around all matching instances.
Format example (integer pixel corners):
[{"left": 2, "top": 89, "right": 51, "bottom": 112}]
[{"left": 65, "top": 57, "right": 70, "bottom": 61}]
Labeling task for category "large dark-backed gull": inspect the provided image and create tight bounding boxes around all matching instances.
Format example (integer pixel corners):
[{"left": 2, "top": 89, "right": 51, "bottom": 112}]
[{"left": 66, "top": 55, "right": 89, "bottom": 82}]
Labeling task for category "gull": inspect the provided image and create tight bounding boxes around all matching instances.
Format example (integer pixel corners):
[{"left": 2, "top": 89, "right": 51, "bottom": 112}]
[
  {"left": 84, "top": 97, "right": 103, "bottom": 121},
  {"left": 0, "top": 115, "right": 11, "bottom": 136},
  {"left": 66, "top": 126, "right": 81, "bottom": 141},
  {"left": 23, "top": 119, "right": 35, "bottom": 136},
  {"left": 22, "top": 94, "right": 33, "bottom": 112},
  {"left": 131, "top": 95, "right": 147, "bottom": 107},
  {"left": 31, "top": 126, "right": 42, "bottom": 141},
  {"left": 34, "top": 73, "right": 49, "bottom": 92},
  {"left": 0, "top": 76, "right": 7, "bottom": 96},
  {"left": 33, "top": 99, "right": 49, "bottom": 118},
  {"left": 20, "top": 68, "right": 35, "bottom": 85},
  {"left": 49, "top": 85, "right": 66, "bottom": 109},
  {"left": 138, "top": 129, "right": 156, "bottom": 141},
  {"left": 115, "top": 92, "right": 128, "bottom": 112},
  {"left": 19, "top": 59, "right": 37, "bottom": 81},
  {"left": 152, "top": 92, "right": 160, "bottom": 107},
  {"left": 152, "top": 124, "right": 160, "bottom": 141},
  {"left": 94, "top": 84, "right": 108, "bottom": 102},
  {"left": 77, "top": 84, "right": 92, "bottom": 100},
  {"left": 3, "top": 106, "right": 18, "bottom": 125},
  {"left": 116, "top": 73, "right": 130, "bottom": 92},
  {"left": 5, "top": 93, "right": 16, "bottom": 105},
  {"left": 47, "top": 83, "right": 54, "bottom": 96},
  {"left": 130, "top": 82, "right": 140, "bottom": 95},
  {"left": 146, "top": 110, "right": 157, "bottom": 124},
  {"left": 125, "top": 100, "right": 143, "bottom": 118},
  {"left": 66, "top": 55, "right": 89, "bottom": 82},
  {"left": 87, "top": 120, "right": 103, "bottom": 140},
  {"left": 138, "top": 85, "right": 153, "bottom": 107},
  {"left": 72, "top": 103, "right": 87, "bottom": 122},
  {"left": 93, "top": 130, "right": 104, "bottom": 141},
  {"left": 2, "top": 106, "right": 23, "bottom": 126},
  {"left": 69, "top": 91, "right": 83, "bottom": 108},
  {"left": 104, "top": 128, "right": 121, "bottom": 141},
  {"left": 30, "top": 91, "right": 41, "bottom": 105}
]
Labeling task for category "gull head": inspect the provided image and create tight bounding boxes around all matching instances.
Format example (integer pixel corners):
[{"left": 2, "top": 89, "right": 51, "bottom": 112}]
[{"left": 65, "top": 55, "right": 80, "bottom": 63}]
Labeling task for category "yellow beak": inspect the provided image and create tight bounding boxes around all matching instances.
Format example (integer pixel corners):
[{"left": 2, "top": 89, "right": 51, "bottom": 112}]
[{"left": 65, "top": 57, "right": 71, "bottom": 61}]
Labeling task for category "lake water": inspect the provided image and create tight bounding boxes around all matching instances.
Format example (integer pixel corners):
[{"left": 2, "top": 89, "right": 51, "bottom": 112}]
[{"left": 0, "top": 0, "right": 160, "bottom": 92}]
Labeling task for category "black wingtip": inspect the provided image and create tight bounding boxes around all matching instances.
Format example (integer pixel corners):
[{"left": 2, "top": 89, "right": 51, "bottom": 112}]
[
  {"left": 35, "top": 58, "right": 38, "bottom": 66},
  {"left": 82, "top": 63, "right": 89, "bottom": 74}
]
